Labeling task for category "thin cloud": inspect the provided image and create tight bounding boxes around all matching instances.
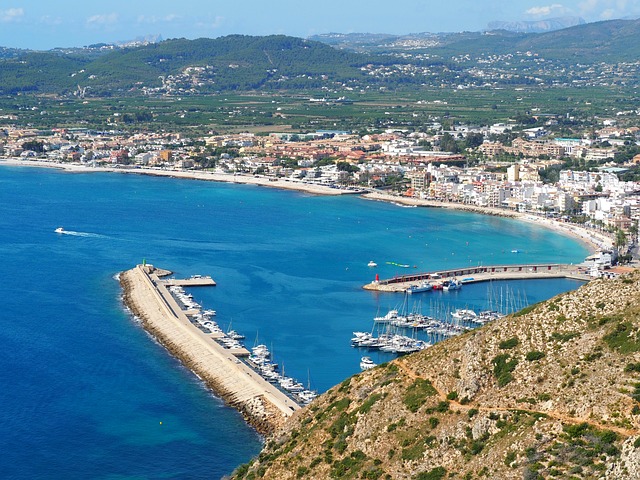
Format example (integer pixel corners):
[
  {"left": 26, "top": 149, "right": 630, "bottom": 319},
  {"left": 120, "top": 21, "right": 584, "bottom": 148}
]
[
  {"left": 525, "top": 4, "right": 569, "bottom": 17},
  {"left": 579, "top": 0, "right": 640, "bottom": 16},
  {"left": 600, "top": 7, "right": 617, "bottom": 17},
  {"left": 0, "top": 8, "right": 24, "bottom": 23},
  {"left": 196, "top": 15, "right": 225, "bottom": 30},
  {"left": 40, "top": 15, "right": 63, "bottom": 26},
  {"left": 137, "top": 14, "right": 181, "bottom": 24},
  {"left": 86, "top": 13, "right": 119, "bottom": 28}
]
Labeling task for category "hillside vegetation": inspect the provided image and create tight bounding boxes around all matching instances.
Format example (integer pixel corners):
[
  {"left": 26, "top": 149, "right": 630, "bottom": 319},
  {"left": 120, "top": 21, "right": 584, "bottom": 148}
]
[
  {"left": 2, "top": 19, "right": 640, "bottom": 96},
  {"left": 232, "top": 271, "right": 640, "bottom": 479},
  {"left": 0, "top": 35, "right": 374, "bottom": 95}
]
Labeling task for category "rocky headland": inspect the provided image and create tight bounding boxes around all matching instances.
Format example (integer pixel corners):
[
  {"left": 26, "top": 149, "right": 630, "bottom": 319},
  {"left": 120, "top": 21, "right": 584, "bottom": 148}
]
[{"left": 232, "top": 271, "right": 640, "bottom": 479}]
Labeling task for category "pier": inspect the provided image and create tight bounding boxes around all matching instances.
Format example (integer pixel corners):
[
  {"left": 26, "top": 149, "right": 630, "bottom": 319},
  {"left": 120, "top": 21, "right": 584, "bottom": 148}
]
[
  {"left": 363, "top": 263, "right": 591, "bottom": 292},
  {"left": 120, "top": 264, "right": 300, "bottom": 435},
  {"left": 162, "top": 276, "right": 217, "bottom": 287}
]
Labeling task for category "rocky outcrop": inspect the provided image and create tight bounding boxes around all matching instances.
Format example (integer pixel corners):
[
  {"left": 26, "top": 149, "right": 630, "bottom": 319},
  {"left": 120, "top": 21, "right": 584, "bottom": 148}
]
[{"left": 232, "top": 270, "right": 640, "bottom": 479}]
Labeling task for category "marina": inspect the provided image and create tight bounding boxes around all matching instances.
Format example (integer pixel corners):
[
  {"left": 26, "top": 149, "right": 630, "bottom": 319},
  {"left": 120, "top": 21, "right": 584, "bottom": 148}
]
[
  {"left": 364, "top": 263, "right": 591, "bottom": 292},
  {"left": 120, "top": 263, "right": 302, "bottom": 434}
]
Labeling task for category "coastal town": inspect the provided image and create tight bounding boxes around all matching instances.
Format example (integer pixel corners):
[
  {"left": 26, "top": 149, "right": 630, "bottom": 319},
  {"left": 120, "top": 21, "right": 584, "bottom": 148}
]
[{"left": 2, "top": 112, "right": 638, "bottom": 271}]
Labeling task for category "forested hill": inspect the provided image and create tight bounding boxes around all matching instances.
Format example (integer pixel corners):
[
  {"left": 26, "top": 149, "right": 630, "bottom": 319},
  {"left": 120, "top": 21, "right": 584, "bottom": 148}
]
[
  {"left": 0, "top": 35, "right": 378, "bottom": 96},
  {"left": 2, "top": 18, "right": 640, "bottom": 97},
  {"left": 312, "top": 18, "right": 640, "bottom": 62}
]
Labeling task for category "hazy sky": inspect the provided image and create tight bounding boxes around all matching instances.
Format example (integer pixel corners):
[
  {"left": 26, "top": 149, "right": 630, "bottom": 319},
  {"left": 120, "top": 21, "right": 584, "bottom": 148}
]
[{"left": 1, "top": 0, "right": 639, "bottom": 49}]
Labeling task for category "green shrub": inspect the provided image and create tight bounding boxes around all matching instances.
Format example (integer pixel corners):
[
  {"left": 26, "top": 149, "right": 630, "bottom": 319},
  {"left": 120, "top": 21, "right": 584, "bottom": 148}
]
[
  {"left": 513, "top": 304, "right": 538, "bottom": 317},
  {"left": 402, "top": 442, "right": 426, "bottom": 461},
  {"left": 415, "top": 466, "right": 447, "bottom": 480},
  {"left": 526, "top": 351, "right": 545, "bottom": 361},
  {"left": 604, "top": 322, "right": 640, "bottom": 353},
  {"left": 446, "top": 391, "right": 458, "bottom": 401},
  {"left": 551, "top": 331, "right": 579, "bottom": 342},
  {"left": 403, "top": 379, "right": 438, "bottom": 413},
  {"left": 493, "top": 354, "right": 518, "bottom": 387},
  {"left": 505, "top": 450, "right": 516, "bottom": 466},
  {"left": 499, "top": 337, "right": 519, "bottom": 349},
  {"left": 625, "top": 363, "right": 640, "bottom": 372},
  {"left": 359, "top": 393, "right": 384, "bottom": 414}
]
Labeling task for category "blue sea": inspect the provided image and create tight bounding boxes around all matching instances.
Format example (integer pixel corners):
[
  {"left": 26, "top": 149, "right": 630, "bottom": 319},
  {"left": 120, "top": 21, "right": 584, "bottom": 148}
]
[{"left": 0, "top": 166, "right": 588, "bottom": 479}]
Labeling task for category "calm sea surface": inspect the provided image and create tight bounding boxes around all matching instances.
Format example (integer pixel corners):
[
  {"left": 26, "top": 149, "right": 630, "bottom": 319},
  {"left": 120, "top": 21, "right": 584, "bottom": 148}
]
[{"left": 0, "top": 166, "right": 588, "bottom": 479}]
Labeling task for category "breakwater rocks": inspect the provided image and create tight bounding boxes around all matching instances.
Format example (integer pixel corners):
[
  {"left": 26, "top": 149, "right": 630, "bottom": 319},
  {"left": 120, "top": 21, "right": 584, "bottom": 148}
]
[{"left": 120, "top": 267, "right": 292, "bottom": 435}]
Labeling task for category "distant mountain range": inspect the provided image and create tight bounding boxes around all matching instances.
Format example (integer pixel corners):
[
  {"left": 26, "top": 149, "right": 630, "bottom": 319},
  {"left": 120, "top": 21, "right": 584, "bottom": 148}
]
[
  {"left": 487, "top": 16, "right": 586, "bottom": 33},
  {"left": 0, "top": 18, "right": 639, "bottom": 96},
  {"left": 310, "top": 18, "right": 640, "bottom": 61}
]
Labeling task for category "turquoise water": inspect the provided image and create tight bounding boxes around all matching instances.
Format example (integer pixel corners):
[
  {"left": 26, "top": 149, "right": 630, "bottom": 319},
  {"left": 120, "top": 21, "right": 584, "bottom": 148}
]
[{"left": 0, "top": 166, "right": 588, "bottom": 479}]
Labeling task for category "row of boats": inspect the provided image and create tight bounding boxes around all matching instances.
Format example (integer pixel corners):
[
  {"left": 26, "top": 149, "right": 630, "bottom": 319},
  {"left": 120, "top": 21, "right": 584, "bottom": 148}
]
[
  {"left": 351, "top": 331, "right": 430, "bottom": 354},
  {"left": 168, "top": 285, "right": 245, "bottom": 347},
  {"left": 406, "top": 278, "right": 462, "bottom": 294},
  {"left": 247, "top": 344, "right": 318, "bottom": 405},
  {"left": 353, "top": 305, "right": 506, "bottom": 358},
  {"left": 168, "top": 284, "right": 317, "bottom": 405}
]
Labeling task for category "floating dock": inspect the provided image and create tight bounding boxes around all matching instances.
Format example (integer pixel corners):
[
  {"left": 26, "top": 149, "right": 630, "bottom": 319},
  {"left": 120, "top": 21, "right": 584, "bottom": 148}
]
[
  {"left": 364, "top": 263, "right": 591, "bottom": 292},
  {"left": 120, "top": 264, "right": 299, "bottom": 435}
]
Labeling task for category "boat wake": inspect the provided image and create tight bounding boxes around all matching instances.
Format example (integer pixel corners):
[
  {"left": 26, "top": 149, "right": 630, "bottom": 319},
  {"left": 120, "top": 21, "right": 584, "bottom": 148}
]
[{"left": 55, "top": 228, "right": 105, "bottom": 238}]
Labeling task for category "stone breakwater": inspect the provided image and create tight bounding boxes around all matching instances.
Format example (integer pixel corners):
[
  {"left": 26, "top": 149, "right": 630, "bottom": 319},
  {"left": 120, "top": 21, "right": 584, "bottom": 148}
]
[{"left": 120, "top": 265, "right": 298, "bottom": 435}]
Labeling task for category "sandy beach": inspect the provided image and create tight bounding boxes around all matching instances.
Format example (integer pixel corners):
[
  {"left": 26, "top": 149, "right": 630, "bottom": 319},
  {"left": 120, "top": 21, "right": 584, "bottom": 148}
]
[
  {"left": 362, "top": 191, "right": 613, "bottom": 255},
  {"left": 0, "top": 158, "right": 357, "bottom": 196},
  {"left": 2, "top": 157, "right": 613, "bottom": 254}
]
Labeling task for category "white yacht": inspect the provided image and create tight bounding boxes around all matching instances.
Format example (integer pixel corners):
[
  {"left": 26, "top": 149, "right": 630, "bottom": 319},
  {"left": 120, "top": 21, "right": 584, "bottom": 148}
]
[
  {"left": 406, "top": 280, "right": 433, "bottom": 294},
  {"left": 367, "top": 260, "right": 378, "bottom": 267},
  {"left": 360, "top": 356, "right": 376, "bottom": 370}
]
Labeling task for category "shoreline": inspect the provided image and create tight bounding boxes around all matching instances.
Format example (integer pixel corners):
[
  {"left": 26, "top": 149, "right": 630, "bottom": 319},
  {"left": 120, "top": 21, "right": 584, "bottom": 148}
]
[
  {"left": 0, "top": 158, "right": 356, "bottom": 196},
  {"left": 361, "top": 191, "right": 612, "bottom": 255},
  {"left": 2, "top": 157, "right": 612, "bottom": 254}
]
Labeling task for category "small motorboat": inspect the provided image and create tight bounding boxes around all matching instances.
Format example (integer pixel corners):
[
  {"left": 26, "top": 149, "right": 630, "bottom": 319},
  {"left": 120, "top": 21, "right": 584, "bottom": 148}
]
[
  {"left": 360, "top": 356, "right": 376, "bottom": 370},
  {"left": 367, "top": 260, "right": 377, "bottom": 267},
  {"left": 55, "top": 227, "right": 64, "bottom": 233}
]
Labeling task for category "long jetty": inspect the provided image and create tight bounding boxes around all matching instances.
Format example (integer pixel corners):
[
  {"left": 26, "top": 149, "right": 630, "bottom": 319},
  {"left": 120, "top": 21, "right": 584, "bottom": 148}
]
[
  {"left": 120, "top": 264, "right": 300, "bottom": 435},
  {"left": 364, "top": 263, "right": 591, "bottom": 292}
]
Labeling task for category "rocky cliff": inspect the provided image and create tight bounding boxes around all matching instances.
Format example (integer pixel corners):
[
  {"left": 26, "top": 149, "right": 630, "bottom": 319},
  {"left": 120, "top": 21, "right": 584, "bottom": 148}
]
[{"left": 232, "top": 271, "right": 640, "bottom": 479}]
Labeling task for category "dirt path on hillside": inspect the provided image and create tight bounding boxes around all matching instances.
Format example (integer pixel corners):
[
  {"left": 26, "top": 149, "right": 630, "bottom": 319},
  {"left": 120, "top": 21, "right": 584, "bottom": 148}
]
[{"left": 395, "top": 358, "right": 640, "bottom": 437}]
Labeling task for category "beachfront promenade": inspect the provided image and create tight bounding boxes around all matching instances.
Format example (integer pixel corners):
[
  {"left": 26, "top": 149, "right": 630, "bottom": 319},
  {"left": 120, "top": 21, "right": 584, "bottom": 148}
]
[
  {"left": 120, "top": 264, "right": 299, "bottom": 434},
  {"left": 364, "top": 263, "right": 591, "bottom": 292}
]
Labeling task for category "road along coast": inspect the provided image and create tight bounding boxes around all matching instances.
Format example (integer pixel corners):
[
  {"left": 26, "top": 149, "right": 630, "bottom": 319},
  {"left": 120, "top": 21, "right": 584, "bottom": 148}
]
[{"left": 120, "top": 264, "right": 300, "bottom": 435}]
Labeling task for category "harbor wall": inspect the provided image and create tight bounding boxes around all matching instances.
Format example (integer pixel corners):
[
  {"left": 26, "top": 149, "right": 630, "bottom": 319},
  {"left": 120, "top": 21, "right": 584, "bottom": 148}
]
[
  {"left": 120, "top": 265, "right": 298, "bottom": 435},
  {"left": 364, "top": 263, "right": 591, "bottom": 292}
]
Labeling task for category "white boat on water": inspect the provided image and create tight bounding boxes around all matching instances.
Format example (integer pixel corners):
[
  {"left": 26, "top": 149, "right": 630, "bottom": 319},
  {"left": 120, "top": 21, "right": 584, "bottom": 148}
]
[
  {"left": 367, "top": 260, "right": 378, "bottom": 267},
  {"left": 406, "top": 280, "right": 433, "bottom": 294},
  {"left": 55, "top": 227, "right": 64, "bottom": 233},
  {"left": 443, "top": 278, "right": 462, "bottom": 291},
  {"left": 360, "top": 356, "right": 376, "bottom": 370},
  {"left": 451, "top": 308, "right": 477, "bottom": 321},
  {"left": 374, "top": 309, "right": 405, "bottom": 323}
]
